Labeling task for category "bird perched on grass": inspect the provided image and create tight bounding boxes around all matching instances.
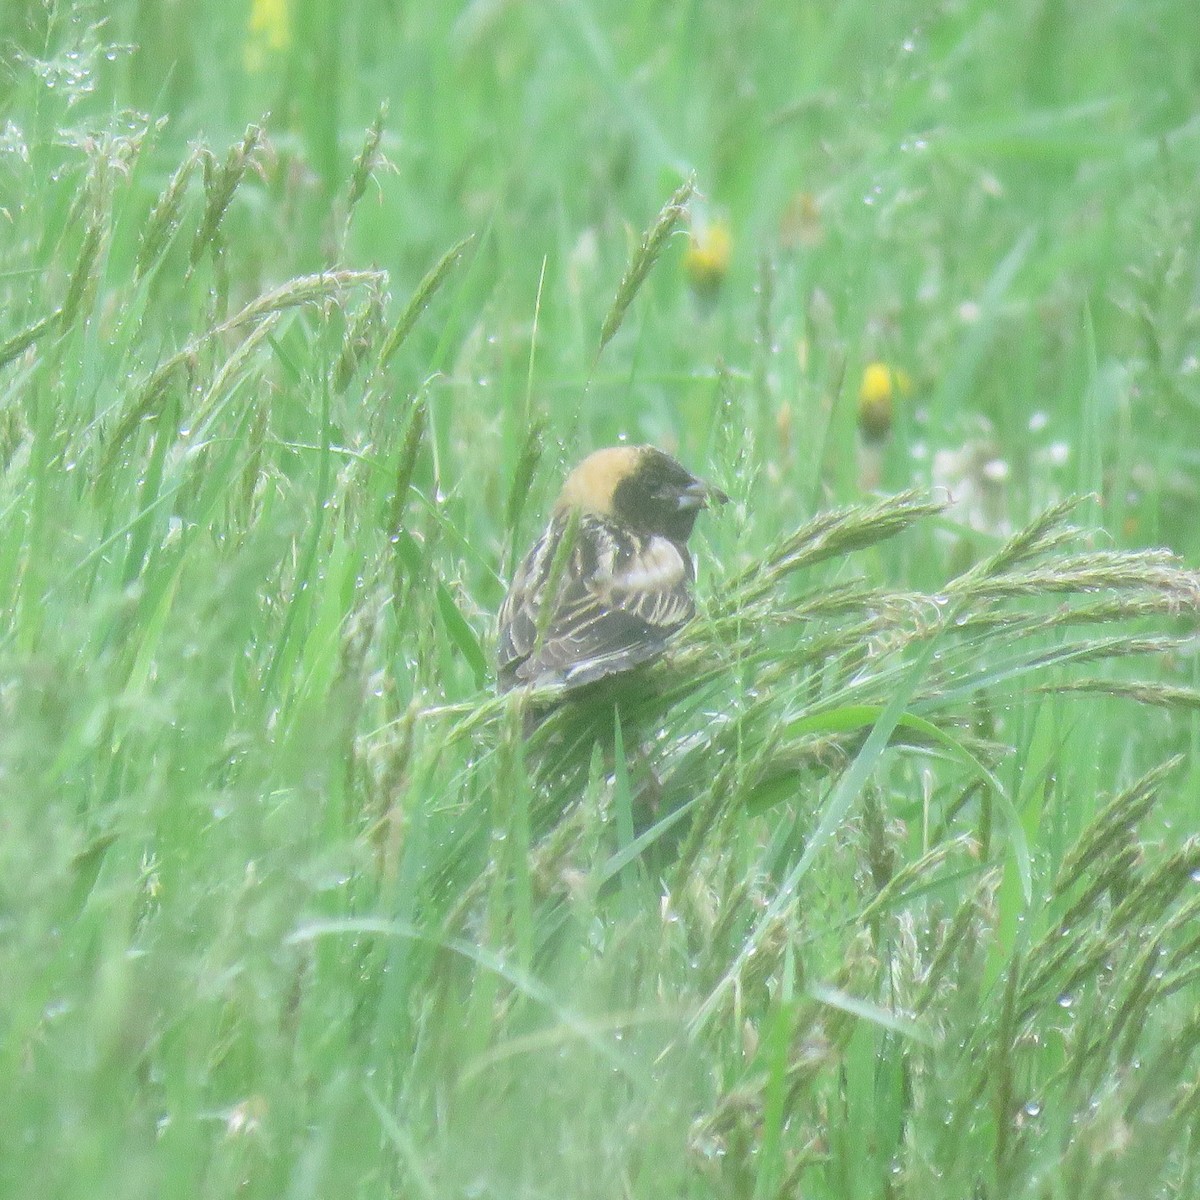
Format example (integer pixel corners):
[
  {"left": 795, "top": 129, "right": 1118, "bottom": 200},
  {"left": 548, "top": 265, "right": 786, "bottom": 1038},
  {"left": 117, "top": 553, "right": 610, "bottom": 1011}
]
[{"left": 497, "top": 445, "right": 727, "bottom": 694}]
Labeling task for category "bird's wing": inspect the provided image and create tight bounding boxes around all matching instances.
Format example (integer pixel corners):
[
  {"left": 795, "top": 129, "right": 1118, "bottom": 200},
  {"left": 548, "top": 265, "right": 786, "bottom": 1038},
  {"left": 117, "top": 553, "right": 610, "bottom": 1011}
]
[
  {"left": 496, "top": 524, "right": 555, "bottom": 687},
  {"left": 498, "top": 514, "right": 695, "bottom": 691}
]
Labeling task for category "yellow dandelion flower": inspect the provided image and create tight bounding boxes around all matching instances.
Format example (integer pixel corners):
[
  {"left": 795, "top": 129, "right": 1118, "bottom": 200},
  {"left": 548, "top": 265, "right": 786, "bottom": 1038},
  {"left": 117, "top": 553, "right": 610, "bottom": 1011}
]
[
  {"left": 683, "top": 220, "right": 732, "bottom": 296},
  {"left": 857, "top": 362, "right": 912, "bottom": 442},
  {"left": 245, "top": 0, "right": 292, "bottom": 73}
]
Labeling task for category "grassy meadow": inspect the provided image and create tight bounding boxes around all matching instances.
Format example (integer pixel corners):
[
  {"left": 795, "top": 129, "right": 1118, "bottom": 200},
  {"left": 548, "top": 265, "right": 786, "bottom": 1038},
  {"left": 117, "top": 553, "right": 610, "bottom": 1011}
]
[{"left": 3, "top": 1, "right": 1200, "bottom": 1196}]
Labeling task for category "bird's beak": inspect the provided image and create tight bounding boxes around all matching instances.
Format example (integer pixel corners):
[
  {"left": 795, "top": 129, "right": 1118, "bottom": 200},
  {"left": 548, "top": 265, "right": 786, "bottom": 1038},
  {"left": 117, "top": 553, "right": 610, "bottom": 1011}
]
[{"left": 675, "top": 479, "right": 729, "bottom": 511}]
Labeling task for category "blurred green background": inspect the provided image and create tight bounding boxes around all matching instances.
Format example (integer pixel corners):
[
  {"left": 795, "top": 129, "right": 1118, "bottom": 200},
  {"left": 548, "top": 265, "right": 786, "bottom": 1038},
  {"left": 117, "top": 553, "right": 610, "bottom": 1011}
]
[{"left": 5, "top": 0, "right": 1198, "bottom": 539}]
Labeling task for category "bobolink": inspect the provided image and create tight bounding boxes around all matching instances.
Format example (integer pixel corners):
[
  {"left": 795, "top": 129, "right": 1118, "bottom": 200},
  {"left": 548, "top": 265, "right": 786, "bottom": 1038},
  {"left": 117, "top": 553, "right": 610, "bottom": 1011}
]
[{"left": 497, "top": 446, "right": 727, "bottom": 693}]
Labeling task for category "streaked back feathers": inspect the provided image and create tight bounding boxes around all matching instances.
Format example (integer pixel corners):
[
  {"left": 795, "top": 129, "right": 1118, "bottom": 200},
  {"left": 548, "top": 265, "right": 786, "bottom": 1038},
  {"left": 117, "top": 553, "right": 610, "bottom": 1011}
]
[{"left": 497, "top": 446, "right": 724, "bottom": 693}]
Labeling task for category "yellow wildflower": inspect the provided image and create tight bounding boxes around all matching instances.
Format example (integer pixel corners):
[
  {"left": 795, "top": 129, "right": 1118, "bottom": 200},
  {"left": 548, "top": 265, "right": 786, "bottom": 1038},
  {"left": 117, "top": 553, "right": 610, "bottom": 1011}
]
[
  {"left": 858, "top": 362, "right": 912, "bottom": 442},
  {"left": 683, "top": 220, "right": 732, "bottom": 296},
  {"left": 245, "top": 0, "right": 292, "bottom": 73}
]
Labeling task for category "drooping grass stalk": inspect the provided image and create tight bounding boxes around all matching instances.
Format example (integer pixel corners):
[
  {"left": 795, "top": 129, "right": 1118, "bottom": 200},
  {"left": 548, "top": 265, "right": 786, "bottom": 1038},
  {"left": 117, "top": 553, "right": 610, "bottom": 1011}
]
[{"left": 596, "top": 177, "right": 694, "bottom": 357}]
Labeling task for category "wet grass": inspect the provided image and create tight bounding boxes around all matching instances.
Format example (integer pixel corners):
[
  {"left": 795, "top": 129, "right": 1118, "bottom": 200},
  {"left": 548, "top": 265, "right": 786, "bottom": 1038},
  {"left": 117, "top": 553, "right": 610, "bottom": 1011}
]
[{"left": 2, "top": 2, "right": 1200, "bottom": 1197}]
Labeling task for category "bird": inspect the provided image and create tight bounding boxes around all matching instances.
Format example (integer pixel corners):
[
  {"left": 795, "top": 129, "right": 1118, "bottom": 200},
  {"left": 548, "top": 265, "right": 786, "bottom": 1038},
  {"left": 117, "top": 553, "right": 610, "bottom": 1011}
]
[{"left": 497, "top": 445, "right": 727, "bottom": 694}]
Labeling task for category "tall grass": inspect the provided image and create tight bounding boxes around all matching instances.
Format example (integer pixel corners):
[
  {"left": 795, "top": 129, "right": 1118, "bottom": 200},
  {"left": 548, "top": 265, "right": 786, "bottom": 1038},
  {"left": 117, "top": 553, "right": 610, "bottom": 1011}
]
[{"left": 2, "top": 3, "right": 1199, "bottom": 1198}]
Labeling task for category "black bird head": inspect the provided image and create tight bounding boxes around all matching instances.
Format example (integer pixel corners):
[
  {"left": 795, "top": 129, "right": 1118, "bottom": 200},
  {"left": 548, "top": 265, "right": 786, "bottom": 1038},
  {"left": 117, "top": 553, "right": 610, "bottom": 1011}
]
[{"left": 556, "top": 445, "right": 728, "bottom": 543}]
